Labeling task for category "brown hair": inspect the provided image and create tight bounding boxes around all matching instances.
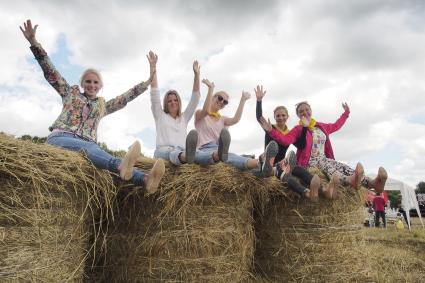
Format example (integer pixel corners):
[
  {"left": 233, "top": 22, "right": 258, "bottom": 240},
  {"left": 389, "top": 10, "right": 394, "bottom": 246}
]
[
  {"left": 295, "top": 101, "right": 311, "bottom": 115},
  {"left": 273, "top": 106, "right": 288, "bottom": 116},
  {"left": 163, "top": 90, "right": 182, "bottom": 117}
]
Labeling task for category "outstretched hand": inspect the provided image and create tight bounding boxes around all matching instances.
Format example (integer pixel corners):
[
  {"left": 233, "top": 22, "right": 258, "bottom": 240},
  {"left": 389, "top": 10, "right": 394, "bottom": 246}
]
[
  {"left": 259, "top": 116, "right": 272, "bottom": 132},
  {"left": 254, "top": 85, "right": 266, "bottom": 101},
  {"left": 202, "top": 78, "right": 214, "bottom": 89},
  {"left": 147, "top": 51, "right": 158, "bottom": 66},
  {"left": 20, "top": 19, "right": 38, "bottom": 45},
  {"left": 193, "top": 60, "right": 200, "bottom": 75},
  {"left": 241, "top": 91, "right": 251, "bottom": 101},
  {"left": 342, "top": 102, "right": 350, "bottom": 113}
]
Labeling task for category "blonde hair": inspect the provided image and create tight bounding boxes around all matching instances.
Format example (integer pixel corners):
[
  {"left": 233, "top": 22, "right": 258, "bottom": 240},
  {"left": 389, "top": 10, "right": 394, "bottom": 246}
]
[
  {"left": 163, "top": 90, "right": 182, "bottom": 117},
  {"left": 295, "top": 101, "right": 311, "bottom": 116},
  {"left": 273, "top": 106, "right": 288, "bottom": 116},
  {"left": 80, "top": 68, "right": 103, "bottom": 89}
]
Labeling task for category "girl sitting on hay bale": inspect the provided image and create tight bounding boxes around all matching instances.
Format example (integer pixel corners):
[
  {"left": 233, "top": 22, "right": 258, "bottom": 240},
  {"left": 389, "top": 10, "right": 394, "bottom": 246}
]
[
  {"left": 259, "top": 101, "right": 387, "bottom": 193},
  {"left": 146, "top": 51, "right": 225, "bottom": 165},
  {"left": 254, "top": 85, "right": 338, "bottom": 201},
  {"left": 20, "top": 19, "right": 165, "bottom": 193},
  {"left": 193, "top": 79, "right": 277, "bottom": 176}
]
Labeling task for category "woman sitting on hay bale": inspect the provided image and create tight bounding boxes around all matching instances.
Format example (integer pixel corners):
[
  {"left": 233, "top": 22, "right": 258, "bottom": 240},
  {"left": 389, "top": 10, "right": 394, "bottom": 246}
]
[
  {"left": 20, "top": 19, "right": 165, "bottom": 193},
  {"left": 259, "top": 101, "right": 387, "bottom": 193},
  {"left": 254, "top": 85, "right": 338, "bottom": 200},
  {"left": 193, "top": 79, "right": 277, "bottom": 176},
  {"left": 147, "top": 51, "right": 225, "bottom": 165}
]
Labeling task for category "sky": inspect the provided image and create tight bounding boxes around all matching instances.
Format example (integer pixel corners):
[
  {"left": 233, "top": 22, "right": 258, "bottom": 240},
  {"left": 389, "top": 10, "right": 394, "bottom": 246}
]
[{"left": 0, "top": 0, "right": 424, "bottom": 187}]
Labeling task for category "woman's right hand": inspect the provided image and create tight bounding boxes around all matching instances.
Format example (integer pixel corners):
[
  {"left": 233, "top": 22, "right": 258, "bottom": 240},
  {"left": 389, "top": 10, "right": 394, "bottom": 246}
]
[
  {"left": 202, "top": 78, "right": 214, "bottom": 89},
  {"left": 20, "top": 19, "right": 38, "bottom": 45},
  {"left": 259, "top": 116, "right": 272, "bottom": 132}
]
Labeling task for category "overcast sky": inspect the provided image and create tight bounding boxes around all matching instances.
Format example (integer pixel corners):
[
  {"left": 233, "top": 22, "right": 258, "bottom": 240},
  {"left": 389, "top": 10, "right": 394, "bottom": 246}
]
[{"left": 1, "top": 0, "right": 424, "bottom": 187}]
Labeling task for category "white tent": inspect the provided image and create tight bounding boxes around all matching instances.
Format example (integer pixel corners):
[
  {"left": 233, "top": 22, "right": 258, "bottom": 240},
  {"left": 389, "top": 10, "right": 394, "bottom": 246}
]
[{"left": 379, "top": 177, "right": 424, "bottom": 230}]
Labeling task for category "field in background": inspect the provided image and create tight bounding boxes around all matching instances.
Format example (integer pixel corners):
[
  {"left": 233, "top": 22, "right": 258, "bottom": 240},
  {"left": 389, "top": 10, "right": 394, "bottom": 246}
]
[{"left": 363, "top": 217, "right": 425, "bottom": 282}]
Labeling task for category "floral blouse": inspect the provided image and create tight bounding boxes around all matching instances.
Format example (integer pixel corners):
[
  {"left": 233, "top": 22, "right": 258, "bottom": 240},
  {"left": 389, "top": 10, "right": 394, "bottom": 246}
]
[{"left": 30, "top": 43, "right": 148, "bottom": 141}]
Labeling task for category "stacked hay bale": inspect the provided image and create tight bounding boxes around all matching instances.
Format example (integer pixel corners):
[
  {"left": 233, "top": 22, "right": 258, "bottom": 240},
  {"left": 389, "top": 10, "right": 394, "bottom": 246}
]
[
  {"left": 92, "top": 157, "right": 282, "bottom": 282},
  {"left": 254, "top": 168, "right": 368, "bottom": 282},
  {"left": 0, "top": 134, "right": 115, "bottom": 282}
]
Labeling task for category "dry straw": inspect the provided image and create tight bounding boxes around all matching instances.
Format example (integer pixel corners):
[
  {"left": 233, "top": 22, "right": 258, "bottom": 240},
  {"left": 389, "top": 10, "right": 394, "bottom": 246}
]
[
  {"left": 254, "top": 167, "right": 368, "bottom": 282},
  {"left": 0, "top": 134, "right": 116, "bottom": 282},
  {"left": 90, "top": 156, "right": 284, "bottom": 282}
]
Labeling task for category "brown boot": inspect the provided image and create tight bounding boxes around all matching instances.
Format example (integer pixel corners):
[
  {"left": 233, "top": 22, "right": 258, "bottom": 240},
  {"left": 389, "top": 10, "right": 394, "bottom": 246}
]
[
  {"left": 370, "top": 167, "right": 387, "bottom": 194},
  {"left": 348, "top": 162, "right": 364, "bottom": 190},
  {"left": 330, "top": 172, "right": 340, "bottom": 199},
  {"left": 145, "top": 159, "right": 165, "bottom": 194},
  {"left": 120, "top": 141, "right": 141, "bottom": 181}
]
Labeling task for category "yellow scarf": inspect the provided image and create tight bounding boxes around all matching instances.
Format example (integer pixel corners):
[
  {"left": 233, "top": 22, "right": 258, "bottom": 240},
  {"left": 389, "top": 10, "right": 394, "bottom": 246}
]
[
  {"left": 208, "top": 111, "right": 221, "bottom": 119},
  {"left": 299, "top": 118, "right": 316, "bottom": 130},
  {"left": 274, "top": 124, "right": 289, "bottom": 135}
]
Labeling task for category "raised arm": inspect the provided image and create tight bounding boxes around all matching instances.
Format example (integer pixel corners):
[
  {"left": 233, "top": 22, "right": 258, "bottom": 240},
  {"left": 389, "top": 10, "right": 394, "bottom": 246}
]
[
  {"left": 224, "top": 91, "right": 251, "bottom": 126},
  {"left": 195, "top": 79, "right": 214, "bottom": 122},
  {"left": 182, "top": 61, "right": 201, "bottom": 122},
  {"left": 321, "top": 102, "right": 350, "bottom": 134},
  {"left": 146, "top": 51, "right": 162, "bottom": 120},
  {"left": 20, "top": 19, "right": 71, "bottom": 98},
  {"left": 255, "top": 85, "right": 266, "bottom": 122},
  {"left": 147, "top": 51, "right": 158, "bottom": 89},
  {"left": 105, "top": 70, "right": 153, "bottom": 115}
]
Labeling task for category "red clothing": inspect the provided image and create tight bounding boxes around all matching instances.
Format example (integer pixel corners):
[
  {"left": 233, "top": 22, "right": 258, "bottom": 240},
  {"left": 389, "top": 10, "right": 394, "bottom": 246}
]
[
  {"left": 268, "top": 110, "right": 350, "bottom": 167},
  {"left": 373, "top": 196, "right": 386, "bottom": 212}
]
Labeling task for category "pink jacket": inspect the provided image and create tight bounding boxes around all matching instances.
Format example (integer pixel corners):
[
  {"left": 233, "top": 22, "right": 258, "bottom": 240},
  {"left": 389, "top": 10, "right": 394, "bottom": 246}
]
[{"left": 268, "top": 110, "right": 350, "bottom": 167}]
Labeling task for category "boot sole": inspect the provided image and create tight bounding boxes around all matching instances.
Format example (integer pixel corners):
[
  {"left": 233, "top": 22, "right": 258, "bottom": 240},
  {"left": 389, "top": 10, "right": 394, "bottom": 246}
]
[
  {"left": 375, "top": 167, "right": 388, "bottom": 193},
  {"left": 120, "top": 141, "right": 141, "bottom": 181},
  {"left": 218, "top": 129, "right": 231, "bottom": 162},
  {"left": 185, "top": 130, "right": 198, "bottom": 164},
  {"left": 262, "top": 141, "right": 279, "bottom": 176},
  {"left": 146, "top": 159, "right": 165, "bottom": 194}
]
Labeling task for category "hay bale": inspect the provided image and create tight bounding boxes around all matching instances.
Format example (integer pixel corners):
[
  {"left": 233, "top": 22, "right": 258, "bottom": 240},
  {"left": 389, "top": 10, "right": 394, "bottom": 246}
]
[
  {"left": 92, "top": 157, "right": 282, "bottom": 282},
  {"left": 0, "top": 134, "right": 115, "bottom": 282},
  {"left": 254, "top": 169, "right": 368, "bottom": 282}
]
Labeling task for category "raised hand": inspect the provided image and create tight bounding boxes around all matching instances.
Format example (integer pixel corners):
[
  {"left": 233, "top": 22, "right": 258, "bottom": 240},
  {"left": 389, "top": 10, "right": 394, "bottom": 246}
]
[
  {"left": 254, "top": 85, "right": 266, "bottom": 101},
  {"left": 259, "top": 116, "right": 272, "bottom": 132},
  {"left": 20, "top": 19, "right": 38, "bottom": 45},
  {"left": 241, "top": 91, "right": 251, "bottom": 101},
  {"left": 202, "top": 78, "right": 214, "bottom": 89},
  {"left": 342, "top": 102, "right": 350, "bottom": 113},
  {"left": 193, "top": 60, "right": 200, "bottom": 75},
  {"left": 147, "top": 51, "right": 158, "bottom": 67}
]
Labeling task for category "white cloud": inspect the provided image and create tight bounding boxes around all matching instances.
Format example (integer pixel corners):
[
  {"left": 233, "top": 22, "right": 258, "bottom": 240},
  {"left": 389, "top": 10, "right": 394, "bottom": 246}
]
[{"left": 1, "top": 0, "right": 424, "bottom": 187}]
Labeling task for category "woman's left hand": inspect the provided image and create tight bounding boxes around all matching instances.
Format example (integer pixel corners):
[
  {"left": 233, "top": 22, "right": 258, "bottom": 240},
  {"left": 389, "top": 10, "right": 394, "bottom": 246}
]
[
  {"left": 342, "top": 102, "right": 350, "bottom": 113},
  {"left": 241, "top": 91, "right": 251, "bottom": 101}
]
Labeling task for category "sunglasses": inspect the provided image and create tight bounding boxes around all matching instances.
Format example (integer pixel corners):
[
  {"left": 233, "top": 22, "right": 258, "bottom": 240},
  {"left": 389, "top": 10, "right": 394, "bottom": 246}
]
[{"left": 217, "top": 95, "right": 228, "bottom": 105}]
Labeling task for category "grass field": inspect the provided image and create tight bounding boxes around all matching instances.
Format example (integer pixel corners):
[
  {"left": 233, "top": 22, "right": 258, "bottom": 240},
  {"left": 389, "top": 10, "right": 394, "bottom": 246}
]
[{"left": 363, "top": 217, "right": 425, "bottom": 282}]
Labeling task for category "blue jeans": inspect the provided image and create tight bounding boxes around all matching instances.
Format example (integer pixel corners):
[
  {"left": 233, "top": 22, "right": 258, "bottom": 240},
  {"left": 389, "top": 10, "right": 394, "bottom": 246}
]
[
  {"left": 154, "top": 146, "right": 184, "bottom": 165},
  {"left": 195, "top": 142, "right": 250, "bottom": 170},
  {"left": 46, "top": 132, "right": 145, "bottom": 186}
]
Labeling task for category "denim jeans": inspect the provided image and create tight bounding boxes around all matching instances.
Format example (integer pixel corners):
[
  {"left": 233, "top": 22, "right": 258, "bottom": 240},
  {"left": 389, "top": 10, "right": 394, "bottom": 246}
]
[
  {"left": 46, "top": 132, "right": 145, "bottom": 186},
  {"left": 195, "top": 142, "right": 250, "bottom": 170},
  {"left": 154, "top": 146, "right": 184, "bottom": 165}
]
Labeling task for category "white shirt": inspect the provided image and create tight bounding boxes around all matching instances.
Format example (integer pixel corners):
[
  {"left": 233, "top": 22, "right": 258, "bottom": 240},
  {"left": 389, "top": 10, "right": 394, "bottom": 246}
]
[{"left": 151, "top": 88, "right": 200, "bottom": 149}]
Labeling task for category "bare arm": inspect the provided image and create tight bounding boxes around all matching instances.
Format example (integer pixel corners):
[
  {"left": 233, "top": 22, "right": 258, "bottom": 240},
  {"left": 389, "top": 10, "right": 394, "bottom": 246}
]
[
  {"left": 195, "top": 79, "right": 215, "bottom": 122},
  {"left": 192, "top": 60, "right": 200, "bottom": 93},
  {"left": 147, "top": 51, "right": 158, "bottom": 89},
  {"left": 224, "top": 91, "right": 251, "bottom": 126}
]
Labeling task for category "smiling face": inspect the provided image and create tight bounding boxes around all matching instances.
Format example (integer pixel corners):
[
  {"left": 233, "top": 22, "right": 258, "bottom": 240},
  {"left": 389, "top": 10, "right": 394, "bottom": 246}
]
[
  {"left": 164, "top": 92, "right": 181, "bottom": 118},
  {"left": 274, "top": 106, "right": 289, "bottom": 127},
  {"left": 81, "top": 72, "right": 102, "bottom": 99},
  {"left": 296, "top": 102, "right": 312, "bottom": 122},
  {"left": 211, "top": 91, "right": 229, "bottom": 112}
]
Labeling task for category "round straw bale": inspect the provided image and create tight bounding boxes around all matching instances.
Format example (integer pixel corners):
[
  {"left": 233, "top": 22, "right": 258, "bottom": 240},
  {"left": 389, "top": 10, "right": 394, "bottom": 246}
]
[
  {"left": 0, "top": 134, "right": 115, "bottom": 282},
  {"left": 254, "top": 170, "right": 368, "bottom": 282}
]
